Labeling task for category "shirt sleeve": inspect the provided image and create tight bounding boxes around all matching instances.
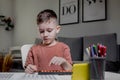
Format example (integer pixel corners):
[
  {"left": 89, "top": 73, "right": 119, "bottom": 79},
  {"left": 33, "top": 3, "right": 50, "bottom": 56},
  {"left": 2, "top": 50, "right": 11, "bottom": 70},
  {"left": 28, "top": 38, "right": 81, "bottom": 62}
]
[
  {"left": 24, "top": 48, "right": 34, "bottom": 68},
  {"left": 63, "top": 45, "right": 73, "bottom": 64}
]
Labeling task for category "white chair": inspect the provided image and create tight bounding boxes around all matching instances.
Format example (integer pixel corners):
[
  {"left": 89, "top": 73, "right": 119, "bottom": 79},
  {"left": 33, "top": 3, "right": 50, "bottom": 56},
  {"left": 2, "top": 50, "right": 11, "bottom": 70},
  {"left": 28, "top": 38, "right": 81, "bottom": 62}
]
[{"left": 21, "top": 44, "right": 33, "bottom": 68}]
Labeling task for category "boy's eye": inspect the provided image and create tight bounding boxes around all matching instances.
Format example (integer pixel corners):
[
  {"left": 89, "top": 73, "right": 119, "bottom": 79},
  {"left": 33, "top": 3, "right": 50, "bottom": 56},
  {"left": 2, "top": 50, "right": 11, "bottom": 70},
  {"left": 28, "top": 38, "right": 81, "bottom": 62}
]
[
  {"left": 39, "top": 30, "right": 44, "bottom": 33},
  {"left": 47, "top": 28, "right": 53, "bottom": 32}
]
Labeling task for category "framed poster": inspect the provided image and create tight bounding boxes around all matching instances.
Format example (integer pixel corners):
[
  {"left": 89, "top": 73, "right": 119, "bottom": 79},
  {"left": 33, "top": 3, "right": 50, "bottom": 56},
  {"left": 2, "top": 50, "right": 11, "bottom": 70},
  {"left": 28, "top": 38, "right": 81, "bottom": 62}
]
[
  {"left": 59, "top": 0, "right": 79, "bottom": 25},
  {"left": 82, "top": 0, "right": 107, "bottom": 22}
]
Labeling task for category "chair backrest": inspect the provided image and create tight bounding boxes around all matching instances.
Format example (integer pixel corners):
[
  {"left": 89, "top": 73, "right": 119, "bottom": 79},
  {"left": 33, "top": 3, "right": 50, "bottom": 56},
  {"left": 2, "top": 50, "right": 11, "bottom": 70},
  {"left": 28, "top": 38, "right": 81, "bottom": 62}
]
[
  {"left": 21, "top": 44, "right": 33, "bottom": 68},
  {"left": 58, "top": 37, "right": 83, "bottom": 61}
]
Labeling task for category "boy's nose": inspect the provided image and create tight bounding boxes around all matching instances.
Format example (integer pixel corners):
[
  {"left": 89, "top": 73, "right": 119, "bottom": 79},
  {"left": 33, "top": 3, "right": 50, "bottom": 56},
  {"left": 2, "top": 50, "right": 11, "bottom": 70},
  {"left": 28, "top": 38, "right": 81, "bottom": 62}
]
[{"left": 43, "top": 31, "right": 49, "bottom": 36}]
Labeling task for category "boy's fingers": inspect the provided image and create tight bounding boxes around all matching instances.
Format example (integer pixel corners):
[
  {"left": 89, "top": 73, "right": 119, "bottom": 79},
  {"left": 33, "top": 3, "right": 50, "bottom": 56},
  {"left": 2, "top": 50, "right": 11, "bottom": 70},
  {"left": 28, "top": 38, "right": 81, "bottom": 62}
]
[
  {"left": 25, "top": 68, "right": 33, "bottom": 74},
  {"left": 25, "top": 65, "right": 37, "bottom": 73},
  {"left": 49, "top": 59, "right": 54, "bottom": 66},
  {"left": 49, "top": 57, "right": 57, "bottom": 66}
]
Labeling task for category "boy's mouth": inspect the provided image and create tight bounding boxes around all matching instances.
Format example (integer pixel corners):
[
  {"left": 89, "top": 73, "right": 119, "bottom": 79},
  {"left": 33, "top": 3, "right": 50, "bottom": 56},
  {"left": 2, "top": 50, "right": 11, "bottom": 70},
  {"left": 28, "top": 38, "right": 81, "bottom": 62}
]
[
  {"left": 43, "top": 38, "right": 49, "bottom": 41},
  {"left": 43, "top": 38, "right": 51, "bottom": 43}
]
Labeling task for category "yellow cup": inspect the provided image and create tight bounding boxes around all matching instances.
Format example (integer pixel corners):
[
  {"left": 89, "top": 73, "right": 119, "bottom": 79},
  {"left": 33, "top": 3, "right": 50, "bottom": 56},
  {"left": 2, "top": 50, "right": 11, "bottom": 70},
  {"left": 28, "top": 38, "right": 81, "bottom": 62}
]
[{"left": 72, "top": 62, "right": 90, "bottom": 80}]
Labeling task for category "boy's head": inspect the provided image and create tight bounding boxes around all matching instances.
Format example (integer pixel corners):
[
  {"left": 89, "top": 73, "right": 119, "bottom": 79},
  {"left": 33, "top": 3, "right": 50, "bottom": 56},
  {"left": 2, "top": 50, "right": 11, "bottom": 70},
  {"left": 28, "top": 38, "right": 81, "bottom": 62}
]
[
  {"left": 37, "top": 9, "right": 57, "bottom": 25},
  {"left": 37, "top": 9, "right": 61, "bottom": 45}
]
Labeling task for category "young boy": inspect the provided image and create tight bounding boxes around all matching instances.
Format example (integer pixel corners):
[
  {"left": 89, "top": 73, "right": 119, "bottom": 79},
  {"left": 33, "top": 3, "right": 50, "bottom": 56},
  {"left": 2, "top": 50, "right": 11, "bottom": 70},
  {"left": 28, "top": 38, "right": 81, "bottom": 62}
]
[{"left": 25, "top": 9, "right": 72, "bottom": 74}]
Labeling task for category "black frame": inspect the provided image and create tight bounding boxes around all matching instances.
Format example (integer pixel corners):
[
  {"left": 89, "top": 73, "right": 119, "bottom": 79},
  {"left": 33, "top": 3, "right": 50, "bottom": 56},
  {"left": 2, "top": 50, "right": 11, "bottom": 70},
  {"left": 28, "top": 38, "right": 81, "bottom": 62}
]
[
  {"left": 82, "top": 0, "right": 107, "bottom": 22},
  {"left": 59, "top": 0, "right": 79, "bottom": 25}
]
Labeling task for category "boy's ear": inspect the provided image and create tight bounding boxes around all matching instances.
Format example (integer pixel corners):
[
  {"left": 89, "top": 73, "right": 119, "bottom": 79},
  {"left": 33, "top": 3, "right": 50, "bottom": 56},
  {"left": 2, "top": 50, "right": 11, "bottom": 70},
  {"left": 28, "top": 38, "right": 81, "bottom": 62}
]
[{"left": 56, "top": 25, "right": 61, "bottom": 33}]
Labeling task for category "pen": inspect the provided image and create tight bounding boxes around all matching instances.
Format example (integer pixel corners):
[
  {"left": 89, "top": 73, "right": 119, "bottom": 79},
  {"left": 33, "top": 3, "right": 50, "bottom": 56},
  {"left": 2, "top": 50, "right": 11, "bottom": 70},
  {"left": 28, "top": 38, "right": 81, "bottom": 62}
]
[
  {"left": 85, "top": 48, "right": 90, "bottom": 57},
  {"left": 91, "top": 45, "right": 95, "bottom": 57},
  {"left": 93, "top": 44, "right": 98, "bottom": 57}
]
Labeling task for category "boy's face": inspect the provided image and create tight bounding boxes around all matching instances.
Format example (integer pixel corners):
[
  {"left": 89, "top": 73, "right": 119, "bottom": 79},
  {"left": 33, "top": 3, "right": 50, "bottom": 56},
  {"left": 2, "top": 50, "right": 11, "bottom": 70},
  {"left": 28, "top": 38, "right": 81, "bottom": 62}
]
[{"left": 38, "top": 19, "right": 60, "bottom": 45}]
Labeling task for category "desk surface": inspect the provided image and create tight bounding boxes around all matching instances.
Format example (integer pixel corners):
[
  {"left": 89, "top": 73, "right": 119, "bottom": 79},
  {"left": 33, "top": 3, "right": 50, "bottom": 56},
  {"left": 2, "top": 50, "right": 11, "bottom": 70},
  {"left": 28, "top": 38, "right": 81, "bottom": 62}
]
[{"left": 0, "top": 71, "right": 120, "bottom": 80}]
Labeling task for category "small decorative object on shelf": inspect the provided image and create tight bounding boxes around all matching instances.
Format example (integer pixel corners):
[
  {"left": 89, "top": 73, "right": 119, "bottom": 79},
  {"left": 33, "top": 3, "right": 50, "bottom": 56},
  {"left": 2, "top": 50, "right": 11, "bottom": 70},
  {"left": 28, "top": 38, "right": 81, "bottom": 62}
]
[{"left": 0, "top": 15, "right": 14, "bottom": 31}]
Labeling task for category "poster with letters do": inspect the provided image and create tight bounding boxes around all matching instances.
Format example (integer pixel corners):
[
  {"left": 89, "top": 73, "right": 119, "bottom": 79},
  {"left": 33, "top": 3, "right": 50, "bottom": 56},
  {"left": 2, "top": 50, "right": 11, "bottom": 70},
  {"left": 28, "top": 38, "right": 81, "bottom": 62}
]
[{"left": 59, "top": 0, "right": 79, "bottom": 25}]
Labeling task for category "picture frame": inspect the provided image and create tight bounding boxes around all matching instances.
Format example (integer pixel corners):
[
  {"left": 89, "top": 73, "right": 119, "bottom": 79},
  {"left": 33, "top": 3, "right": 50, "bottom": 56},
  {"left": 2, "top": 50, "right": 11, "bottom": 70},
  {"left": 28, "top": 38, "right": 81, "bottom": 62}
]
[
  {"left": 59, "top": 0, "right": 79, "bottom": 25},
  {"left": 82, "top": 0, "right": 107, "bottom": 22}
]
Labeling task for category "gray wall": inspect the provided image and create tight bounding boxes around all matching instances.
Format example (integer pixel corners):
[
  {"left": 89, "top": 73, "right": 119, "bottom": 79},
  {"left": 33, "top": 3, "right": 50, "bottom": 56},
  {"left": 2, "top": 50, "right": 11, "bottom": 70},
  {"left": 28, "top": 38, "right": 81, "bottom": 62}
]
[
  {"left": 13, "top": 0, "right": 120, "bottom": 46},
  {"left": 0, "top": 0, "right": 120, "bottom": 52},
  {"left": 0, "top": 0, "right": 14, "bottom": 52},
  {"left": 13, "top": 0, "right": 58, "bottom": 46},
  {"left": 57, "top": 0, "right": 120, "bottom": 42}
]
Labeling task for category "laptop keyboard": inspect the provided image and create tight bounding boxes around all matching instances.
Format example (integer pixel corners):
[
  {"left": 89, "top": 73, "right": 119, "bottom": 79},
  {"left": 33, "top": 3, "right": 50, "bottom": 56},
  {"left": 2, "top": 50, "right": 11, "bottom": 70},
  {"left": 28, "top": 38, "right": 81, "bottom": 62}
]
[
  {"left": 0, "top": 73, "right": 14, "bottom": 80},
  {"left": 0, "top": 73, "right": 71, "bottom": 80},
  {"left": 23, "top": 73, "right": 57, "bottom": 80}
]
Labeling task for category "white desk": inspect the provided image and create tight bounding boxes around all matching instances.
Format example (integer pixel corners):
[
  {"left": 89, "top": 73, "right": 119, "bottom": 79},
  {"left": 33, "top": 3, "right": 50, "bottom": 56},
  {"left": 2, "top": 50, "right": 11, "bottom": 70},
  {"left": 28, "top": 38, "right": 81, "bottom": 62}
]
[
  {"left": 105, "top": 72, "right": 120, "bottom": 80},
  {"left": 0, "top": 72, "right": 120, "bottom": 80}
]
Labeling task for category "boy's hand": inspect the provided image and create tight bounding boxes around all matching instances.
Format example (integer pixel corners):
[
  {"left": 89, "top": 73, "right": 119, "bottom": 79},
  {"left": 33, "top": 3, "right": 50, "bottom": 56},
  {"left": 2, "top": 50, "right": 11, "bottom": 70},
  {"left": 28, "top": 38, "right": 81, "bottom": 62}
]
[
  {"left": 49, "top": 56, "right": 67, "bottom": 66},
  {"left": 25, "top": 64, "right": 37, "bottom": 74}
]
